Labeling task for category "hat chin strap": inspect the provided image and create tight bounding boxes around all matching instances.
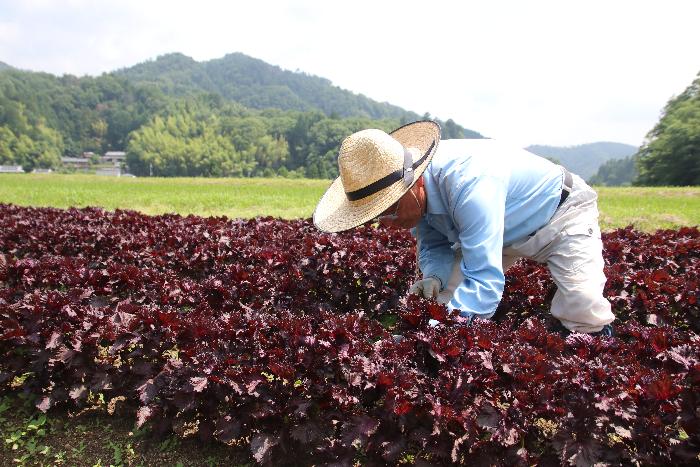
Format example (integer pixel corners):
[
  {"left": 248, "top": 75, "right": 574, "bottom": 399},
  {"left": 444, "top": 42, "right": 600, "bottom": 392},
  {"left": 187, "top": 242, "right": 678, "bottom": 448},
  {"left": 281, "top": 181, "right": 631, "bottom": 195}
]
[{"left": 345, "top": 140, "right": 435, "bottom": 201}]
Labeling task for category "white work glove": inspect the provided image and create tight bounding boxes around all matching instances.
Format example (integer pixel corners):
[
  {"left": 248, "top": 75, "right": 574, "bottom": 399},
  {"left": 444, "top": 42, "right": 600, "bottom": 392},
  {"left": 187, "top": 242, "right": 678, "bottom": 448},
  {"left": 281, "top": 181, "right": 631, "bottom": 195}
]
[{"left": 409, "top": 277, "right": 441, "bottom": 299}]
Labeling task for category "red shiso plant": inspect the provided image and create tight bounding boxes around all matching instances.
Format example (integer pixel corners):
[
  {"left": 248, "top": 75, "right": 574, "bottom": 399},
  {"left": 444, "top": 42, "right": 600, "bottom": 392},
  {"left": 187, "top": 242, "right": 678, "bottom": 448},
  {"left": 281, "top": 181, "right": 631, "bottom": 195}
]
[{"left": 1, "top": 204, "right": 698, "bottom": 465}]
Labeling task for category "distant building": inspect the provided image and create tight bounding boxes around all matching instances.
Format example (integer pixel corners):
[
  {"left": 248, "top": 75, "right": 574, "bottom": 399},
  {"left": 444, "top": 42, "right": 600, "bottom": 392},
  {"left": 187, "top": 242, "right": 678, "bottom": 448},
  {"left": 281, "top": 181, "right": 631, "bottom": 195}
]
[
  {"left": 32, "top": 168, "right": 53, "bottom": 174},
  {"left": 0, "top": 165, "right": 24, "bottom": 173},
  {"left": 61, "top": 157, "right": 90, "bottom": 169},
  {"left": 102, "top": 151, "right": 126, "bottom": 164},
  {"left": 95, "top": 167, "right": 136, "bottom": 177},
  {"left": 95, "top": 167, "right": 122, "bottom": 177}
]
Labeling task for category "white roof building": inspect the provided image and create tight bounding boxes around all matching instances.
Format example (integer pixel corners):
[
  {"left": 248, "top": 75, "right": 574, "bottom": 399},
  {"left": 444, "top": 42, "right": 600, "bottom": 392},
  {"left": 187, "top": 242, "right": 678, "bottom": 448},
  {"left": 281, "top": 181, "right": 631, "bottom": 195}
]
[
  {"left": 102, "top": 151, "right": 127, "bottom": 165},
  {"left": 61, "top": 157, "right": 90, "bottom": 164},
  {"left": 0, "top": 165, "right": 24, "bottom": 173}
]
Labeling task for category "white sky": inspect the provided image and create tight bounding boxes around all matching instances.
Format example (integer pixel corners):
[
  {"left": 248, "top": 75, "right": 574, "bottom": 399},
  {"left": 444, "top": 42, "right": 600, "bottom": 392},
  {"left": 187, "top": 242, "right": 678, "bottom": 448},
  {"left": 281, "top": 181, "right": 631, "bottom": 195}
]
[{"left": 1, "top": 0, "right": 699, "bottom": 147}]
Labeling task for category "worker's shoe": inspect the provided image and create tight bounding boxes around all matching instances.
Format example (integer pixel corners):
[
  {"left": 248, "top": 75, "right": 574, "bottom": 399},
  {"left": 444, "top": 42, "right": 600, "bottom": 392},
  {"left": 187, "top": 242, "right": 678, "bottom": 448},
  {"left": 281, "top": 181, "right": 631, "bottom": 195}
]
[
  {"left": 558, "top": 323, "right": 614, "bottom": 338},
  {"left": 591, "top": 324, "right": 615, "bottom": 337}
]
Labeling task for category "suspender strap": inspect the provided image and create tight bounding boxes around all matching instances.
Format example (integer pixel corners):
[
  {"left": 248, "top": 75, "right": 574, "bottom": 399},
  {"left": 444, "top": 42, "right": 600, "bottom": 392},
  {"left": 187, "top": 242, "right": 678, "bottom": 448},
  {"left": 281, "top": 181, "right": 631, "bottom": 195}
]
[
  {"left": 558, "top": 168, "right": 573, "bottom": 208},
  {"left": 528, "top": 167, "right": 574, "bottom": 238}
]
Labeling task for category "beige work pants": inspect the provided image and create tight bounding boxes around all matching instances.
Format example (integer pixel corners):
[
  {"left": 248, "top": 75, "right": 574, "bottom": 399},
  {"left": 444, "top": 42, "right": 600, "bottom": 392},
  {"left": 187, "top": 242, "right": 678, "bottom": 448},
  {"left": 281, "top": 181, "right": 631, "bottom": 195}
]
[{"left": 436, "top": 173, "right": 614, "bottom": 333}]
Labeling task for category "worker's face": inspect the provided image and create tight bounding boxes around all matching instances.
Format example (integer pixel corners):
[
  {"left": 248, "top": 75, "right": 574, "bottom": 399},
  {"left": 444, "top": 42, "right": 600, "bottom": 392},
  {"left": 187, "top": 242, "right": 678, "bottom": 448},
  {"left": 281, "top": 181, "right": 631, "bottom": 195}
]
[{"left": 376, "top": 176, "right": 426, "bottom": 229}]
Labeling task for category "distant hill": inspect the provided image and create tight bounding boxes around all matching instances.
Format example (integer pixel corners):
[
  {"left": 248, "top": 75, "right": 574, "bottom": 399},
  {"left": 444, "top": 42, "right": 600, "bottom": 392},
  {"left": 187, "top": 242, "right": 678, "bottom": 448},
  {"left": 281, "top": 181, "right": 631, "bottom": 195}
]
[
  {"left": 115, "top": 52, "right": 482, "bottom": 138},
  {"left": 0, "top": 61, "right": 12, "bottom": 70},
  {"left": 526, "top": 142, "right": 638, "bottom": 180},
  {"left": 117, "top": 54, "right": 407, "bottom": 118}
]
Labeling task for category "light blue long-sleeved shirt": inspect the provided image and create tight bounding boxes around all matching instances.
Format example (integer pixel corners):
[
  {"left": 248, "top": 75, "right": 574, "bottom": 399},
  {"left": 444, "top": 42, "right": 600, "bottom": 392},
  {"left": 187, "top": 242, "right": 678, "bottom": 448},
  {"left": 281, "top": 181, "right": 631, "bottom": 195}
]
[{"left": 414, "top": 138, "right": 565, "bottom": 317}]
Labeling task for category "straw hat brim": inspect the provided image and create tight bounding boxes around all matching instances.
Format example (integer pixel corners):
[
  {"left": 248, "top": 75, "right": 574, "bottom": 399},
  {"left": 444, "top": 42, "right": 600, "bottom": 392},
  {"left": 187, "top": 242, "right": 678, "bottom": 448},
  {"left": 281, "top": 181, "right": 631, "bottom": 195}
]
[{"left": 313, "top": 121, "right": 440, "bottom": 233}]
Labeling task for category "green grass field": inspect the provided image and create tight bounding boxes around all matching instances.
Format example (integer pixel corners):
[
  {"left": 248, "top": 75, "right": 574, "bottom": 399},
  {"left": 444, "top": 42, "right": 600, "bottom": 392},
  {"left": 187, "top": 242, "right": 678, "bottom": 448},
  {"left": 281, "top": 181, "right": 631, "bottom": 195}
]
[
  {"left": 1, "top": 174, "right": 699, "bottom": 231},
  {"left": 595, "top": 186, "right": 700, "bottom": 231},
  {"left": 0, "top": 173, "right": 329, "bottom": 220}
]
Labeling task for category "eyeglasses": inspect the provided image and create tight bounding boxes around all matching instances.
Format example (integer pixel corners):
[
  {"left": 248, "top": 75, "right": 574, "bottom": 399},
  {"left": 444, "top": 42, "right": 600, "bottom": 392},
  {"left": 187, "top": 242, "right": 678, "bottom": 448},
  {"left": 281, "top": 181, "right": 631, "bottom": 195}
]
[
  {"left": 375, "top": 200, "right": 401, "bottom": 222},
  {"left": 373, "top": 187, "right": 421, "bottom": 223}
]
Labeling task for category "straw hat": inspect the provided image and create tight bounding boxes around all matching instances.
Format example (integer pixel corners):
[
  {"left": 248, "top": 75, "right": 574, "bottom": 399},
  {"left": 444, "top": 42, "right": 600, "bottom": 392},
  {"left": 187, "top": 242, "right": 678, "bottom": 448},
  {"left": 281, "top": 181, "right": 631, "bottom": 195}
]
[{"left": 313, "top": 120, "right": 441, "bottom": 232}]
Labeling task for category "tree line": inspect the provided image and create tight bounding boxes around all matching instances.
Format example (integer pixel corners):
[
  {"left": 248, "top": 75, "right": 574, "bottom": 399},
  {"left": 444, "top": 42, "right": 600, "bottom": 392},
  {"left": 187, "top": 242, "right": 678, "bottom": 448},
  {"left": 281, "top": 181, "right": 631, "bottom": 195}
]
[
  {"left": 0, "top": 66, "right": 474, "bottom": 178},
  {"left": 589, "top": 70, "right": 699, "bottom": 186},
  {"left": 635, "top": 71, "right": 700, "bottom": 185}
]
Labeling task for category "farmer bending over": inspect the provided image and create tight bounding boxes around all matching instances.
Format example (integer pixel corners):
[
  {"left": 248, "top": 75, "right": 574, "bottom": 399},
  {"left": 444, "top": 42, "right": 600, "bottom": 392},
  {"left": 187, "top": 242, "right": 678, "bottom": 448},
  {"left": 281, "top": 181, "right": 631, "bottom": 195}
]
[{"left": 313, "top": 121, "right": 614, "bottom": 336}]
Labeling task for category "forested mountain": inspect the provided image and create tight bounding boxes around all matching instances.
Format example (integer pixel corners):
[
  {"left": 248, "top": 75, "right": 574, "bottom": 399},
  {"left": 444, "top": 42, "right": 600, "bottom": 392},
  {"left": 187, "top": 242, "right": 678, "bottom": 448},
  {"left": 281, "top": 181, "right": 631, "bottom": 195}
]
[
  {"left": 116, "top": 52, "right": 484, "bottom": 139},
  {"left": 0, "top": 61, "right": 12, "bottom": 70},
  {"left": 0, "top": 53, "right": 481, "bottom": 177},
  {"left": 115, "top": 52, "right": 410, "bottom": 120},
  {"left": 526, "top": 142, "right": 638, "bottom": 180}
]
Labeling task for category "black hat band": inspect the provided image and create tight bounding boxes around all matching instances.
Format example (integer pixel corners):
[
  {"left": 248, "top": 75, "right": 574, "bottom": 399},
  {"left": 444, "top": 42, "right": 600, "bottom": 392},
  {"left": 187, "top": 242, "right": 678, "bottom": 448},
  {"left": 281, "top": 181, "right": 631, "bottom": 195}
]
[{"left": 345, "top": 140, "right": 435, "bottom": 202}]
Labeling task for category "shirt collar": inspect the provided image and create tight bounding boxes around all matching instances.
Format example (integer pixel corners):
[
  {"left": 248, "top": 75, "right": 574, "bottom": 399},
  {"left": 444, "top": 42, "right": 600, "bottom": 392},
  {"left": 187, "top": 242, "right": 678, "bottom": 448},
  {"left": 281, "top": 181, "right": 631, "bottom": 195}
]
[{"left": 422, "top": 164, "right": 448, "bottom": 215}]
